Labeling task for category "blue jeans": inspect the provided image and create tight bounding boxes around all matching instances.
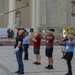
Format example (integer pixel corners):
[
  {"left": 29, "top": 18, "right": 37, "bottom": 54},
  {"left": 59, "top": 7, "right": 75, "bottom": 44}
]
[
  {"left": 16, "top": 49, "right": 24, "bottom": 72},
  {"left": 23, "top": 44, "right": 29, "bottom": 59}
]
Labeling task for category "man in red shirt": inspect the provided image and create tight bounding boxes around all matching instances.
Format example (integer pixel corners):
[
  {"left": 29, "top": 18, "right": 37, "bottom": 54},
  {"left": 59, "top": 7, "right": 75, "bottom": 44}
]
[
  {"left": 32, "top": 30, "right": 41, "bottom": 65},
  {"left": 44, "top": 29, "right": 55, "bottom": 69}
]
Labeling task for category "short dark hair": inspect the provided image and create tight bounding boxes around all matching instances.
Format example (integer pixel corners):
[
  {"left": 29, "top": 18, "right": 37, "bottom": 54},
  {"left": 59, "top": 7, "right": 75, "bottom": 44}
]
[
  {"left": 49, "top": 28, "right": 55, "bottom": 32},
  {"left": 18, "top": 28, "right": 26, "bottom": 32}
]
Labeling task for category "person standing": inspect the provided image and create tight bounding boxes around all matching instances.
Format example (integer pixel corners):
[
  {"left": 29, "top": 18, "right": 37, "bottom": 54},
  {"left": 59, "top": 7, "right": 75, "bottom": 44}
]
[
  {"left": 14, "top": 30, "right": 24, "bottom": 74},
  {"left": 23, "top": 31, "right": 29, "bottom": 60},
  {"left": 10, "top": 30, "right": 14, "bottom": 39},
  {"left": 59, "top": 35, "right": 68, "bottom": 59},
  {"left": 32, "top": 30, "right": 41, "bottom": 65},
  {"left": 60, "top": 34, "right": 75, "bottom": 75},
  {"left": 7, "top": 28, "right": 11, "bottom": 41},
  {"left": 43, "top": 29, "right": 55, "bottom": 69}
]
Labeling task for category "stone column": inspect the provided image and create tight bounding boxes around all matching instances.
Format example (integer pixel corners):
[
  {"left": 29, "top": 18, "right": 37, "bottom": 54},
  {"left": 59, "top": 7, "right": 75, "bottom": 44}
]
[
  {"left": 8, "top": 0, "right": 15, "bottom": 28},
  {"left": 31, "top": 0, "right": 36, "bottom": 29},
  {"left": 31, "top": 0, "right": 40, "bottom": 29},
  {"left": 46, "top": 0, "right": 50, "bottom": 27},
  {"left": 35, "top": 0, "right": 40, "bottom": 29},
  {"left": 67, "top": 0, "right": 71, "bottom": 26}
]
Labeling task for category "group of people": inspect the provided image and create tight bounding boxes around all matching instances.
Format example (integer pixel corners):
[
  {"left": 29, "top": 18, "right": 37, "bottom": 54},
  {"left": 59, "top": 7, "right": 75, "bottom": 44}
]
[
  {"left": 14, "top": 28, "right": 29, "bottom": 74},
  {"left": 60, "top": 26, "right": 75, "bottom": 75},
  {"left": 59, "top": 33, "right": 75, "bottom": 75},
  {"left": 14, "top": 27, "right": 55, "bottom": 74},
  {"left": 29, "top": 29, "right": 55, "bottom": 69},
  {"left": 14, "top": 27, "right": 75, "bottom": 75},
  {"left": 7, "top": 28, "right": 14, "bottom": 41}
]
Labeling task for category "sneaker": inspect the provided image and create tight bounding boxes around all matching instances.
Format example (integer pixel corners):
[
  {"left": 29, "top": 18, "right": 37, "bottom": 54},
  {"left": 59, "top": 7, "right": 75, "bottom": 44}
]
[
  {"left": 45, "top": 65, "right": 50, "bottom": 68},
  {"left": 65, "top": 73, "right": 72, "bottom": 75},
  {"left": 61, "top": 56, "right": 65, "bottom": 59},
  {"left": 33, "top": 62, "right": 38, "bottom": 64},
  {"left": 48, "top": 65, "right": 54, "bottom": 69},
  {"left": 61, "top": 56, "right": 64, "bottom": 59},
  {"left": 23, "top": 58, "right": 28, "bottom": 60},
  {"left": 35, "top": 62, "right": 41, "bottom": 65},
  {"left": 15, "top": 71, "right": 19, "bottom": 73},
  {"left": 17, "top": 72, "right": 24, "bottom": 74}
]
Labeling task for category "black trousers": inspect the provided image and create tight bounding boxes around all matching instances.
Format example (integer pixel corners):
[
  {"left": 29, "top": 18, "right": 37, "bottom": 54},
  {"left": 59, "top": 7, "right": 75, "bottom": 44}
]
[
  {"left": 65, "top": 52, "right": 73, "bottom": 75},
  {"left": 23, "top": 44, "right": 29, "bottom": 59}
]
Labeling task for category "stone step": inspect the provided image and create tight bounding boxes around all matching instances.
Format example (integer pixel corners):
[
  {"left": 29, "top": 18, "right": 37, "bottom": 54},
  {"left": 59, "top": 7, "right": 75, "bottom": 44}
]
[{"left": 0, "top": 39, "right": 59, "bottom": 46}]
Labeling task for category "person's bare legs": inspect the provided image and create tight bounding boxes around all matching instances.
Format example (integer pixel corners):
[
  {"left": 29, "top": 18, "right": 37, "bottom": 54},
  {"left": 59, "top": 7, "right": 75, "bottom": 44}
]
[
  {"left": 50, "top": 57, "right": 53, "bottom": 66},
  {"left": 61, "top": 51, "right": 65, "bottom": 59},
  {"left": 33, "top": 54, "right": 41, "bottom": 65},
  {"left": 36, "top": 54, "right": 38, "bottom": 62},
  {"left": 38, "top": 54, "right": 41, "bottom": 63},
  {"left": 62, "top": 51, "right": 65, "bottom": 56},
  {"left": 47, "top": 57, "right": 53, "bottom": 69},
  {"left": 48, "top": 57, "right": 51, "bottom": 65}
]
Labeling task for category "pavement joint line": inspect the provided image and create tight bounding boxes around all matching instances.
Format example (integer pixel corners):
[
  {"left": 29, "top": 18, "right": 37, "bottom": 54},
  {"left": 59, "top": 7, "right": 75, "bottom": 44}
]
[
  {"left": 24, "top": 70, "right": 75, "bottom": 73},
  {"left": 0, "top": 63, "right": 14, "bottom": 75}
]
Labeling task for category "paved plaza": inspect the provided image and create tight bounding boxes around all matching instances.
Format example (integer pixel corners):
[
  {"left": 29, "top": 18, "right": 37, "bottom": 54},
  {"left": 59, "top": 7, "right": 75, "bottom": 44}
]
[{"left": 0, "top": 46, "right": 75, "bottom": 75}]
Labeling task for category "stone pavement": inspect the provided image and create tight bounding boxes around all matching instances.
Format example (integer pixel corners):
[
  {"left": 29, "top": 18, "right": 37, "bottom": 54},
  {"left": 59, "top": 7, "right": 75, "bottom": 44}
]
[{"left": 0, "top": 46, "right": 75, "bottom": 75}]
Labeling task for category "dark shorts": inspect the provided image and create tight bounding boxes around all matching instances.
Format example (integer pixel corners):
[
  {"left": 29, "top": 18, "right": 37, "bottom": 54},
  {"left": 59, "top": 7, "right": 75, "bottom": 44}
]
[
  {"left": 34, "top": 48, "right": 40, "bottom": 54},
  {"left": 45, "top": 48, "right": 53, "bottom": 57}
]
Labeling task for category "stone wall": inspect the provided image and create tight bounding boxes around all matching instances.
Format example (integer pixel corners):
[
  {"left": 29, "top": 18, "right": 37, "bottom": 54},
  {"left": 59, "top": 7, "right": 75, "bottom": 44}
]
[{"left": 39, "top": 0, "right": 71, "bottom": 28}]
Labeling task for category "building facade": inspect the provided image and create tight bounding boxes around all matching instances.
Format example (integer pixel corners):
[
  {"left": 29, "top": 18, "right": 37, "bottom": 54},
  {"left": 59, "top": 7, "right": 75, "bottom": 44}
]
[
  {"left": 0, "top": 0, "right": 75, "bottom": 30},
  {"left": 40, "top": 0, "right": 75, "bottom": 29}
]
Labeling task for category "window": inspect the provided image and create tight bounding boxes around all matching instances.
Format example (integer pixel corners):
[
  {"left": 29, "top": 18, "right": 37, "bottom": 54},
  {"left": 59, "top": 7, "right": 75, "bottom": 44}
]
[
  {"left": 16, "top": 0, "right": 21, "bottom": 1},
  {"left": 71, "top": 1, "right": 75, "bottom": 16}
]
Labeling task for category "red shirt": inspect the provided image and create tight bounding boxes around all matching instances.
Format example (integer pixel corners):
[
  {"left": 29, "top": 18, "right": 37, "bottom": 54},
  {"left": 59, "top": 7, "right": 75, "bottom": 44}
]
[
  {"left": 46, "top": 35, "right": 54, "bottom": 48},
  {"left": 34, "top": 34, "right": 41, "bottom": 48}
]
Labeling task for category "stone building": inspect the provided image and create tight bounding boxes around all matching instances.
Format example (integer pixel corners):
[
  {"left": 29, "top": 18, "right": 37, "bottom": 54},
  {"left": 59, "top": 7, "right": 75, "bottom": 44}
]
[
  {"left": 40, "top": 0, "right": 75, "bottom": 30},
  {"left": 0, "top": 0, "right": 75, "bottom": 30}
]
